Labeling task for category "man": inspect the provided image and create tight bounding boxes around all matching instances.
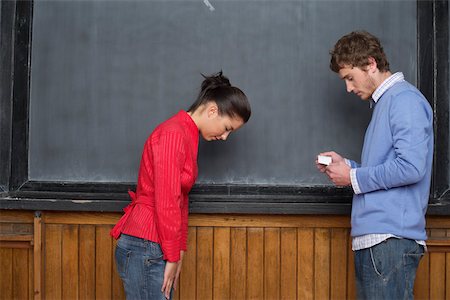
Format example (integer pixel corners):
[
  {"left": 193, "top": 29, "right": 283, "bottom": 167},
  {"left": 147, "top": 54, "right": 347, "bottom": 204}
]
[{"left": 316, "top": 31, "right": 433, "bottom": 299}]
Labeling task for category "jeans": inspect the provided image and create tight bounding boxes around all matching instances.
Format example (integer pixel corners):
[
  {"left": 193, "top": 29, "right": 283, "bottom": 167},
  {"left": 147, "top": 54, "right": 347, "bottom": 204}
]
[
  {"left": 354, "top": 238, "right": 424, "bottom": 300},
  {"left": 115, "top": 234, "right": 171, "bottom": 300}
]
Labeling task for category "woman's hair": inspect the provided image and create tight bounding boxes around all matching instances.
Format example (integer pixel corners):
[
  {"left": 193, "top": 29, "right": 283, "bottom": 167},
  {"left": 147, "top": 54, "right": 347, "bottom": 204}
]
[
  {"left": 330, "top": 31, "right": 390, "bottom": 73},
  {"left": 188, "top": 71, "right": 251, "bottom": 123}
]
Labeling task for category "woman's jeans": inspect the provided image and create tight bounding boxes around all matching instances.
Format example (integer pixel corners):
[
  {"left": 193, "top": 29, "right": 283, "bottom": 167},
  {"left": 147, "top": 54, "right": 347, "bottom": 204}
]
[
  {"left": 115, "top": 234, "right": 170, "bottom": 300},
  {"left": 354, "top": 238, "right": 424, "bottom": 300}
]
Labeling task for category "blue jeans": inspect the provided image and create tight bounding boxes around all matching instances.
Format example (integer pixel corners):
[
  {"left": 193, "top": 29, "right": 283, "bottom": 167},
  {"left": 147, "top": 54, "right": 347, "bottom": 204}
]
[
  {"left": 354, "top": 238, "right": 424, "bottom": 300},
  {"left": 115, "top": 234, "right": 171, "bottom": 300}
]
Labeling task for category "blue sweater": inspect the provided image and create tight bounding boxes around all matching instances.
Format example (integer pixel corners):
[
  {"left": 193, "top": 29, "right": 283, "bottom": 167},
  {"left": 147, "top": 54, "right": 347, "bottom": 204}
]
[{"left": 348, "top": 80, "right": 433, "bottom": 240}]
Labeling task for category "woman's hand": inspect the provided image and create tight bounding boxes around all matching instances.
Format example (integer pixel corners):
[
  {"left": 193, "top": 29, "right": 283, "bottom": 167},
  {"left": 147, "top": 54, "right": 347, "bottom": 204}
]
[
  {"left": 162, "top": 261, "right": 178, "bottom": 299},
  {"left": 173, "top": 250, "right": 185, "bottom": 291}
]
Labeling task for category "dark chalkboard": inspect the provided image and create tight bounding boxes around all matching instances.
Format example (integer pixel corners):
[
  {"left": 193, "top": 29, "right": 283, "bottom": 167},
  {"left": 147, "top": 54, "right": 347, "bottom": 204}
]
[{"left": 29, "top": 0, "right": 417, "bottom": 185}]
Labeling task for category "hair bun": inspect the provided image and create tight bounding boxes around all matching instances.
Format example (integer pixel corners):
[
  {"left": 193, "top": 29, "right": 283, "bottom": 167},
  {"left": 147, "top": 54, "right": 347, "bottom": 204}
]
[{"left": 200, "top": 71, "right": 231, "bottom": 92}]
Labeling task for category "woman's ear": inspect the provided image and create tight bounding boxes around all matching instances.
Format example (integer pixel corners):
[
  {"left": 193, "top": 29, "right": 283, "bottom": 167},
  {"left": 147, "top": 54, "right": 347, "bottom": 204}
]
[{"left": 206, "top": 102, "right": 219, "bottom": 119}]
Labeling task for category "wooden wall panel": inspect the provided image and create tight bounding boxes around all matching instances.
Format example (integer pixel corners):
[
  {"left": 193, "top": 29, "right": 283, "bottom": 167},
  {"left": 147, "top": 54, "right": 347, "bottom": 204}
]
[
  {"left": 280, "top": 228, "right": 297, "bottom": 300},
  {"left": 247, "top": 228, "right": 263, "bottom": 300},
  {"left": 297, "top": 228, "right": 314, "bottom": 300},
  {"left": 13, "top": 248, "right": 29, "bottom": 299},
  {"left": 44, "top": 224, "right": 62, "bottom": 299},
  {"left": 330, "top": 228, "right": 348, "bottom": 300},
  {"left": 196, "top": 227, "right": 213, "bottom": 300},
  {"left": 447, "top": 230, "right": 450, "bottom": 300},
  {"left": 314, "top": 228, "right": 331, "bottom": 299},
  {"left": 95, "top": 226, "right": 113, "bottom": 300},
  {"left": 264, "top": 228, "right": 280, "bottom": 300},
  {"left": 0, "top": 248, "right": 13, "bottom": 300},
  {"left": 79, "top": 225, "right": 95, "bottom": 300},
  {"left": 62, "top": 225, "right": 79, "bottom": 300},
  {"left": 111, "top": 238, "right": 125, "bottom": 300},
  {"left": 213, "top": 227, "right": 230, "bottom": 300},
  {"left": 2, "top": 211, "right": 450, "bottom": 300},
  {"left": 180, "top": 227, "right": 197, "bottom": 300},
  {"left": 229, "top": 227, "right": 247, "bottom": 300},
  {"left": 430, "top": 229, "right": 446, "bottom": 299},
  {"left": 346, "top": 236, "right": 357, "bottom": 300}
]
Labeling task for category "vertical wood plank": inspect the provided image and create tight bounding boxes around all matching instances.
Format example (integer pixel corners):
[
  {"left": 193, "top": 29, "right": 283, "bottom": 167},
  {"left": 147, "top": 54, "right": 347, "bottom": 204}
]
[
  {"left": 330, "top": 228, "right": 348, "bottom": 300},
  {"left": 447, "top": 229, "right": 450, "bottom": 300},
  {"left": 264, "top": 228, "right": 280, "bottom": 300},
  {"left": 44, "top": 224, "right": 62, "bottom": 300},
  {"left": 197, "top": 227, "right": 213, "bottom": 300},
  {"left": 213, "top": 227, "right": 230, "bottom": 300},
  {"left": 29, "top": 248, "right": 34, "bottom": 300},
  {"left": 0, "top": 248, "right": 13, "bottom": 299},
  {"left": 247, "top": 228, "right": 263, "bottom": 300},
  {"left": 347, "top": 235, "right": 357, "bottom": 300},
  {"left": 79, "top": 225, "right": 95, "bottom": 300},
  {"left": 96, "top": 225, "right": 112, "bottom": 300},
  {"left": 180, "top": 227, "right": 197, "bottom": 300},
  {"left": 430, "top": 229, "right": 446, "bottom": 300},
  {"left": 315, "top": 228, "right": 330, "bottom": 300},
  {"left": 280, "top": 228, "right": 297, "bottom": 300},
  {"left": 62, "top": 225, "right": 79, "bottom": 300},
  {"left": 13, "top": 248, "right": 29, "bottom": 299},
  {"left": 230, "top": 227, "right": 247, "bottom": 300},
  {"left": 415, "top": 251, "right": 430, "bottom": 299},
  {"left": 298, "top": 228, "right": 313, "bottom": 300},
  {"left": 34, "top": 214, "right": 42, "bottom": 300},
  {"left": 111, "top": 238, "right": 125, "bottom": 300}
]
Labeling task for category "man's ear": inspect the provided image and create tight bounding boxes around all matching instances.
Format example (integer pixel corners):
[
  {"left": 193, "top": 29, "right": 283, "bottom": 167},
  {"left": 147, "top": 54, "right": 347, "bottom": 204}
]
[
  {"left": 367, "top": 57, "right": 378, "bottom": 73},
  {"left": 206, "top": 102, "right": 219, "bottom": 119}
]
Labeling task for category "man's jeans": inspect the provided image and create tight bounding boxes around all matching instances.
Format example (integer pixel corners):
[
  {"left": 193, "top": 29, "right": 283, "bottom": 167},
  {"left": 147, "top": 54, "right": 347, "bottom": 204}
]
[
  {"left": 354, "top": 238, "right": 424, "bottom": 300},
  {"left": 115, "top": 234, "right": 171, "bottom": 300}
]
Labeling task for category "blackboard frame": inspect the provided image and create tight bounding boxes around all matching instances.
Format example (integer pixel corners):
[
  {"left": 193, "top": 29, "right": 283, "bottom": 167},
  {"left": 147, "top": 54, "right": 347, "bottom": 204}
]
[{"left": 1, "top": 0, "right": 449, "bottom": 214}]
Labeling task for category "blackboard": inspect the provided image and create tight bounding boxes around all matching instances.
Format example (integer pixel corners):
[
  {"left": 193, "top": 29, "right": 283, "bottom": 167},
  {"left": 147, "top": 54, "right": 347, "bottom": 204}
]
[{"left": 29, "top": 0, "right": 417, "bottom": 185}]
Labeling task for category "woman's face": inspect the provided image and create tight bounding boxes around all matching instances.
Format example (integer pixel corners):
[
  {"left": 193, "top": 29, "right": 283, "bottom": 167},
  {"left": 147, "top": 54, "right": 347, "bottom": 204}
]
[{"left": 199, "top": 105, "right": 244, "bottom": 141}]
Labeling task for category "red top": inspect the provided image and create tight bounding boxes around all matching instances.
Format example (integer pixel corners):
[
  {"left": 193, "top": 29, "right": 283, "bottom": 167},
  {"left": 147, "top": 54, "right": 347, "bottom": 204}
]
[{"left": 111, "top": 110, "right": 199, "bottom": 262}]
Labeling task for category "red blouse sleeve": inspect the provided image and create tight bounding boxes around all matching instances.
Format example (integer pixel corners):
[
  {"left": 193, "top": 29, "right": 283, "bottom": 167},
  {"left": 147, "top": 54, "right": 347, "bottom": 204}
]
[
  {"left": 180, "top": 195, "right": 189, "bottom": 251},
  {"left": 151, "top": 131, "right": 185, "bottom": 262}
]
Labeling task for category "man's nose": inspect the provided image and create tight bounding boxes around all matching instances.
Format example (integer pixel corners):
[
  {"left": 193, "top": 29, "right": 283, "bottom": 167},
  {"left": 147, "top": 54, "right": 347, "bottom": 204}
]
[{"left": 346, "top": 81, "right": 353, "bottom": 93}]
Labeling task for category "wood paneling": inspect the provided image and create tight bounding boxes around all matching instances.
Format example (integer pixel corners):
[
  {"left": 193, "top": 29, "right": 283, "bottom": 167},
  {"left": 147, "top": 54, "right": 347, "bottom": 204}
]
[
  {"left": 247, "top": 228, "right": 263, "bottom": 300},
  {"left": 230, "top": 227, "right": 247, "bottom": 300},
  {"left": 0, "top": 248, "right": 13, "bottom": 300},
  {"left": 180, "top": 227, "right": 197, "bottom": 300},
  {"left": 79, "top": 225, "right": 96, "bottom": 300},
  {"left": 44, "top": 224, "right": 62, "bottom": 299},
  {"left": 297, "top": 228, "right": 314, "bottom": 300},
  {"left": 62, "top": 225, "right": 79, "bottom": 300},
  {"left": 213, "top": 227, "right": 230, "bottom": 300},
  {"left": 280, "top": 228, "right": 297, "bottom": 300},
  {"left": 196, "top": 227, "right": 213, "bottom": 300},
  {"left": 2, "top": 210, "right": 450, "bottom": 299},
  {"left": 264, "top": 228, "right": 280, "bottom": 300}
]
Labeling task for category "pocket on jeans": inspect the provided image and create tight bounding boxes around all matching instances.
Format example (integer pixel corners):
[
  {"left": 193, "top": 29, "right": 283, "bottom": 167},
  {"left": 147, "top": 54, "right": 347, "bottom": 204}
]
[
  {"left": 403, "top": 243, "right": 424, "bottom": 267},
  {"left": 115, "top": 245, "right": 131, "bottom": 278}
]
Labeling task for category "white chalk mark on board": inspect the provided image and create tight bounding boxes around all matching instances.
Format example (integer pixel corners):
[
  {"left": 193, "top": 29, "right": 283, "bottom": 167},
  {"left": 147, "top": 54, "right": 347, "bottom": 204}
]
[{"left": 203, "top": 0, "right": 215, "bottom": 11}]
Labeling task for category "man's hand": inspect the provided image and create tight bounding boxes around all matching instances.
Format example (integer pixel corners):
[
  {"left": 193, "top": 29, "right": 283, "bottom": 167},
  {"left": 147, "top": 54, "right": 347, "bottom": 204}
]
[
  {"left": 316, "top": 151, "right": 351, "bottom": 186},
  {"left": 326, "top": 160, "right": 351, "bottom": 186}
]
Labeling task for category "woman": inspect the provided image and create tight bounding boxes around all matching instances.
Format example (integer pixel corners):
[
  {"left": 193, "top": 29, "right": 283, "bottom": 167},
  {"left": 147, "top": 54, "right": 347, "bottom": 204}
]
[{"left": 110, "top": 71, "right": 251, "bottom": 299}]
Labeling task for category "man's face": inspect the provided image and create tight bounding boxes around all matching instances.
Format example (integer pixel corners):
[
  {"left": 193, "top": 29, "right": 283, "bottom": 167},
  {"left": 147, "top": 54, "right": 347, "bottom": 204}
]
[{"left": 338, "top": 65, "right": 377, "bottom": 100}]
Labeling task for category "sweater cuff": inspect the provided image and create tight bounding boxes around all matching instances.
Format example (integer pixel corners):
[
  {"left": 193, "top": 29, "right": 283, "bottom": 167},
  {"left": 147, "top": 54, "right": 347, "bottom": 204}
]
[
  {"left": 161, "top": 239, "right": 180, "bottom": 262},
  {"left": 344, "top": 158, "right": 351, "bottom": 167},
  {"left": 350, "top": 168, "right": 362, "bottom": 194}
]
